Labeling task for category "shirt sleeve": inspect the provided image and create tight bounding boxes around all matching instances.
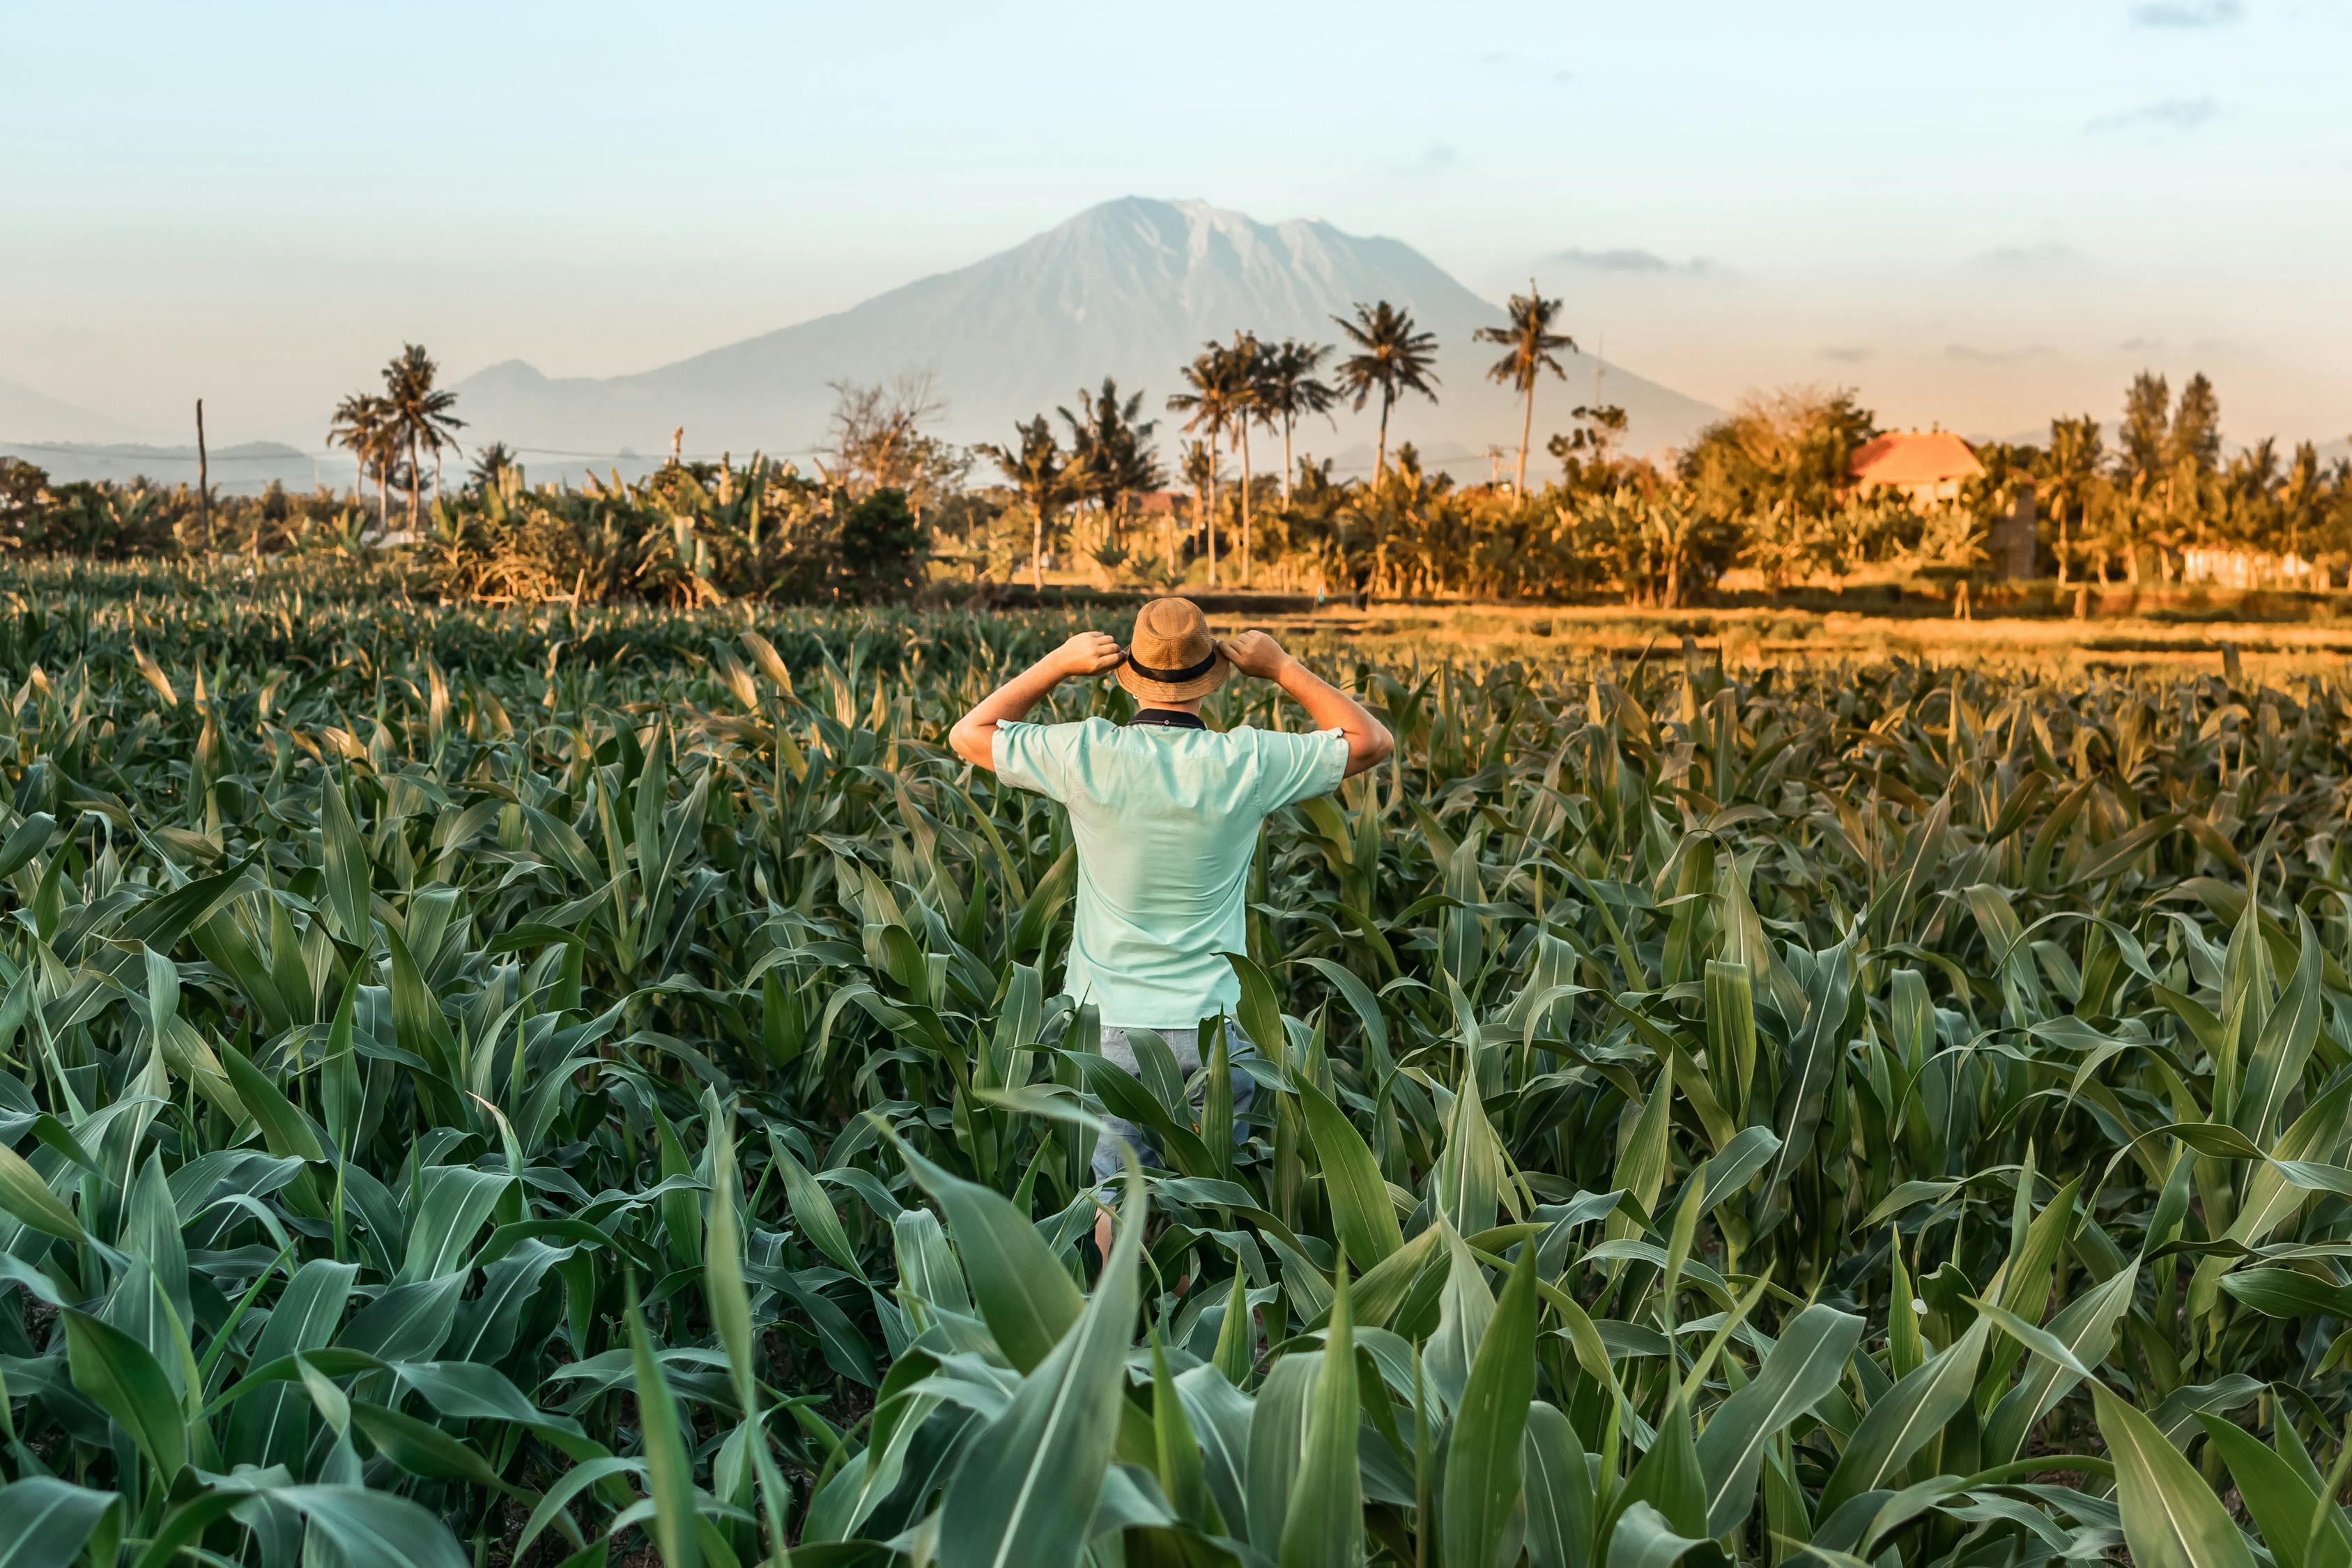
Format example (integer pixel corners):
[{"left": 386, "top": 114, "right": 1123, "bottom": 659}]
[
  {"left": 1253, "top": 727, "right": 1350, "bottom": 813},
  {"left": 992, "top": 720, "right": 1078, "bottom": 802}
]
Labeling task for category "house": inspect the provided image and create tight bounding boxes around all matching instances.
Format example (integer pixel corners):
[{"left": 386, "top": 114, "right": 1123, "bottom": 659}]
[{"left": 1847, "top": 431, "right": 1986, "bottom": 506}]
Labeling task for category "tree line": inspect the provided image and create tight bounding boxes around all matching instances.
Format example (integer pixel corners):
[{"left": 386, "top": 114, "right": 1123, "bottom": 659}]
[{"left": 1, "top": 299, "right": 2346, "bottom": 608}]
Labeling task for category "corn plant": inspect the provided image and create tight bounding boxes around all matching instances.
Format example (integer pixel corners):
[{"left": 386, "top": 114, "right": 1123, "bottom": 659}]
[{"left": 0, "top": 559, "right": 2345, "bottom": 1568}]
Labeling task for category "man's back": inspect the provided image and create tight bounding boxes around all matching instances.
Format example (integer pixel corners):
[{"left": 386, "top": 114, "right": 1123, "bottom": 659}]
[{"left": 994, "top": 717, "right": 1344, "bottom": 1027}]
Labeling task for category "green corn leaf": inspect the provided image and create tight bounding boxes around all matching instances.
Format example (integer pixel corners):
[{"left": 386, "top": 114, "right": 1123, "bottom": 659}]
[
  {"left": 894, "top": 1138, "right": 1082, "bottom": 1374},
  {"left": 1985, "top": 1261, "right": 2137, "bottom": 1465},
  {"left": 350, "top": 1400, "right": 520, "bottom": 1494},
  {"left": 0, "top": 1141, "right": 86, "bottom": 1243},
  {"left": 0, "top": 1477, "right": 119, "bottom": 1568},
  {"left": 2197, "top": 1414, "right": 2351, "bottom": 1568},
  {"left": 1696, "top": 1303, "right": 1864, "bottom": 1537},
  {"left": 271, "top": 1484, "right": 471, "bottom": 1568},
  {"left": 318, "top": 777, "right": 371, "bottom": 944},
  {"left": 626, "top": 1275, "right": 704, "bottom": 1568},
  {"left": 0, "top": 813, "right": 54, "bottom": 882},
  {"left": 1819, "top": 1313, "right": 1990, "bottom": 1515},
  {"left": 1608, "top": 1499, "right": 1709, "bottom": 1568},
  {"left": 2096, "top": 1385, "right": 2257, "bottom": 1568},
  {"left": 1279, "top": 1250, "right": 1361, "bottom": 1568},
  {"left": 62, "top": 1308, "right": 188, "bottom": 1481},
  {"left": 1298, "top": 1075, "right": 1404, "bottom": 1267},
  {"left": 1443, "top": 1242, "right": 1540, "bottom": 1568},
  {"left": 937, "top": 1160, "right": 1145, "bottom": 1568},
  {"left": 1752, "top": 937, "right": 1854, "bottom": 1238},
  {"left": 1523, "top": 1400, "right": 1594, "bottom": 1568},
  {"left": 2236, "top": 911, "right": 2323, "bottom": 1143},
  {"left": 1152, "top": 1335, "right": 1217, "bottom": 1532}
]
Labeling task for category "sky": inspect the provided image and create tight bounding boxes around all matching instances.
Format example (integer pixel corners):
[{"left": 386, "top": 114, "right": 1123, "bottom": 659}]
[{"left": 4, "top": 0, "right": 2348, "bottom": 451}]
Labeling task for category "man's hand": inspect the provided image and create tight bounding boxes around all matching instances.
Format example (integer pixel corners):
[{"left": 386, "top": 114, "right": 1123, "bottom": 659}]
[
  {"left": 1053, "top": 631, "right": 1125, "bottom": 679},
  {"left": 1220, "top": 630, "right": 1294, "bottom": 679}
]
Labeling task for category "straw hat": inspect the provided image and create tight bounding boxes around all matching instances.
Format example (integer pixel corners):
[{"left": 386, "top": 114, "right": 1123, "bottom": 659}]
[{"left": 1116, "top": 597, "right": 1229, "bottom": 702}]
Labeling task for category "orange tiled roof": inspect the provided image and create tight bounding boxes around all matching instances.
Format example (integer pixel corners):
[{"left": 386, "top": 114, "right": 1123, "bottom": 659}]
[{"left": 1849, "top": 431, "right": 1985, "bottom": 487}]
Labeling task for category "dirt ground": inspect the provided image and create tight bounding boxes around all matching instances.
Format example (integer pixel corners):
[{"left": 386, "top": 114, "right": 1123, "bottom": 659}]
[{"left": 1208, "top": 598, "right": 2352, "bottom": 677}]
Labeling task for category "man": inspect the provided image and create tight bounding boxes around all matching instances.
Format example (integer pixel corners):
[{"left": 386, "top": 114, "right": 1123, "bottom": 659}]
[{"left": 949, "top": 597, "right": 1393, "bottom": 1259}]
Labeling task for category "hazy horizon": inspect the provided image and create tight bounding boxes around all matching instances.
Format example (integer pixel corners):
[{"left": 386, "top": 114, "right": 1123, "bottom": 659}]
[{"left": 6, "top": 0, "right": 2348, "bottom": 456}]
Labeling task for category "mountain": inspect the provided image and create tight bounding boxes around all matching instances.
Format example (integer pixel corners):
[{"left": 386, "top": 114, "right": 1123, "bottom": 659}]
[
  {"left": 453, "top": 197, "right": 1721, "bottom": 479},
  {"left": 0, "top": 376, "right": 141, "bottom": 445},
  {"left": 0, "top": 440, "right": 323, "bottom": 495}
]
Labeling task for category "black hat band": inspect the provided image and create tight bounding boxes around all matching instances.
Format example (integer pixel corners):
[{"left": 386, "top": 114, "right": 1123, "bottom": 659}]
[{"left": 1124, "top": 647, "right": 1220, "bottom": 684}]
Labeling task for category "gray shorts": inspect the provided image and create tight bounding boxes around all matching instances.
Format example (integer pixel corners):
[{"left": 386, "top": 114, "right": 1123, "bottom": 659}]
[{"left": 1090, "top": 1024, "right": 1257, "bottom": 1182}]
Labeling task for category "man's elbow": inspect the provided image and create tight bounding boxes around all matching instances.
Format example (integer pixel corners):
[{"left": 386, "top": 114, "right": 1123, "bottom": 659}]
[
  {"left": 1346, "top": 722, "right": 1394, "bottom": 776},
  {"left": 949, "top": 719, "right": 994, "bottom": 771}
]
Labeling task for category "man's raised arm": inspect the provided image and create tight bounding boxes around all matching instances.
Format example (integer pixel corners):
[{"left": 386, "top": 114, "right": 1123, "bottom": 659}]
[
  {"left": 948, "top": 631, "right": 1124, "bottom": 770},
  {"left": 1221, "top": 631, "right": 1394, "bottom": 778}
]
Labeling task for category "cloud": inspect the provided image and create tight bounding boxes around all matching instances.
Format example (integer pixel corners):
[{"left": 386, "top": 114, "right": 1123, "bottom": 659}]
[
  {"left": 2119, "top": 335, "right": 2166, "bottom": 352},
  {"left": 2086, "top": 95, "right": 2223, "bottom": 132},
  {"left": 2128, "top": 0, "right": 2242, "bottom": 26},
  {"left": 1973, "top": 240, "right": 2078, "bottom": 268},
  {"left": 1473, "top": 52, "right": 1574, "bottom": 85},
  {"left": 1820, "top": 346, "right": 1873, "bottom": 364},
  {"left": 1391, "top": 143, "right": 1458, "bottom": 178},
  {"left": 1548, "top": 247, "right": 1716, "bottom": 275},
  {"left": 1946, "top": 343, "right": 2060, "bottom": 364}
]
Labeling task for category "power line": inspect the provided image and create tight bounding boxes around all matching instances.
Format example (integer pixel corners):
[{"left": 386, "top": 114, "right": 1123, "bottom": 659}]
[{"left": 0, "top": 438, "right": 828, "bottom": 463}]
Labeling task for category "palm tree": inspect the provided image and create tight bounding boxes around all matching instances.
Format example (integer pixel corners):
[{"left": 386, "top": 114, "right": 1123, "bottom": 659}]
[
  {"left": 327, "top": 392, "right": 395, "bottom": 527},
  {"left": 468, "top": 441, "right": 518, "bottom": 495},
  {"left": 2040, "top": 415, "right": 2104, "bottom": 586},
  {"left": 1474, "top": 281, "right": 1574, "bottom": 495},
  {"left": 1167, "top": 343, "right": 1251, "bottom": 585},
  {"left": 1255, "top": 338, "right": 1337, "bottom": 507},
  {"left": 1178, "top": 439, "right": 1222, "bottom": 582},
  {"left": 1057, "top": 378, "right": 1165, "bottom": 550},
  {"left": 381, "top": 344, "right": 466, "bottom": 529},
  {"left": 1332, "top": 301, "right": 1440, "bottom": 484},
  {"left": 1220, "top": 334, "right": 1266, "bottom": 583},
  {"left": 978, "top": 415, "right": 1075, "bottom": 589}
]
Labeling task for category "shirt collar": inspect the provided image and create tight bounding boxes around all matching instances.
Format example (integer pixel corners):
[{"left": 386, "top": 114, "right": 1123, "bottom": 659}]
[{"left": 1126, "top": 708, "right": 1206, "bottom": 730}]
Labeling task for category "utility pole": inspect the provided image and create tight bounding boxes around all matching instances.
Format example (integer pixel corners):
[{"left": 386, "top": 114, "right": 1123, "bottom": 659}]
[{"left": 195, "top": 399, "right": 212, "bottom": 548}]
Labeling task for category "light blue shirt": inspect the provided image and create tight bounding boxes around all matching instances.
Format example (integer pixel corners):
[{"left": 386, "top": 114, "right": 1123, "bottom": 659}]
[{"left": 993, "top": 717, "right": 1348, "bottom": 1027}]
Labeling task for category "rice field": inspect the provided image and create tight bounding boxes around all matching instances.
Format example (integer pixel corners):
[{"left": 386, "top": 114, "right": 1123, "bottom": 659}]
[{"left": 2, "top": 558, "right": 2349, "bottom": 1568}]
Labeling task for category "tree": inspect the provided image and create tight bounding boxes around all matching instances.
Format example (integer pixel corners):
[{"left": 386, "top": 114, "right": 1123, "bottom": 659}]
[
  {"left": 1332, "top": 301, "right": 1440, "bottom": 484},
  {"left": 1474, "top": 281, "right": 1575, "bottom": 495},
  {"left": 381, "top": 345, "right": 465, "bottom": 529},
  {"left": 1548, "top": 403, "right": 1631, "bottom": 493},
  {"left": 1178, "top": 440, "right": 1222, "bottom": 581},
  {"left": 1254, "top": 338, "right": 1337, "bottom": 507},
  {"left": 835, "top": 487, "right": 927, "bottom": 600},
  {"left": 1057, "top": 378, "right": 1165, "bottom": 537},
  {"left": 2117, "top": 371, "right": 2170, "bottom": 486},
  {"left": 2040, "top": 415, "right": 2105, "bottom": 585},
  {"left": 1222, "top": 332, "right": 1265, "bottom": 583},
  {"left": 2280, "top": 440, "right": 2327, "bottom": 559},
  {"left": 2169, "top": 372, "right": 2222, "bottom": 475},
  {"left": 468, "top": 442, "right": 518, "bottom": 495},
  {"left": 978, "top": 415, "right": 1076, "bottom": 589},
  {"left": 328, "top": 392, "right": 396, "bottom": 527},
  {"left": 1167, "top": 343, "right": 1251, "bottom": 585},
  {"left": 822, "top": 373, "right": 968, "bottom": 516}
]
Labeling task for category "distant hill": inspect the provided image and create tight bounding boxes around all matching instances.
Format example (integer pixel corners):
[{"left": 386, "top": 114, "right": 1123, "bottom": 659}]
[
  {"left": 0, "top": 376, "right": 141, "bottom": 445},
  {"left": 0, "top": 439, "right": 326, "bottom": 495},
  {"left": 453, "top": 197, "right": 1721, "bottom": 480}
]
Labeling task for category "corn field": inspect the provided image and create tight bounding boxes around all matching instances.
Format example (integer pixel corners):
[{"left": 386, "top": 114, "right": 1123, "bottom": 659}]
[{"left": 1, "top": 558, "right": 2349, "bottom": 1568}]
